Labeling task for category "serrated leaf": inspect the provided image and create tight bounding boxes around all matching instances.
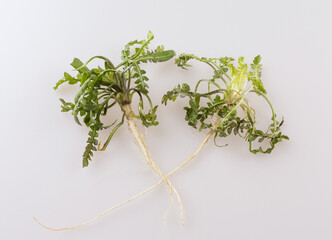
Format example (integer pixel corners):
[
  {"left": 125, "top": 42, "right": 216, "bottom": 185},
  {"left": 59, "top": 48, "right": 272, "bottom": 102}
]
[
  {"left": 64, "top": 72, "right": 78, "bottom": 85},
  {"left": 147, "top": 30, "right": 154, "bottom": 40},
  {"left": 54, "top": 78, "right": 67, "bottom": 90},
  {"left": 136, "top": 50, "right": 176, "bottom": 63},
  {"left": 249, "top": 56, "right": 266, "bottom": 94},
  {"left": 253, "top": 55, "right": 261, "bottom": 65}
]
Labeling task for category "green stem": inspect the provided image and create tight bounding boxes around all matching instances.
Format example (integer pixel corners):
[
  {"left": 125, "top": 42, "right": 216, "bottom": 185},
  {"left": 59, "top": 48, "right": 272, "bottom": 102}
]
[
  {"left": 249, "top": 90, "right": 277, "bottom": 132},
  {"left": 78, "top": 56, "right": 116, "bottom": 71},
  {"left": 98, "top": 114, "right": 124, "bottom": 151},
  {"left": 186, "top": 54, "right": 230, "bottom": 84},
  {"left": 194, "top": 79, "right": 222, "bottom": 93},
  {"left": 196, "top": 89, "right": 227, "bottom": 97}
]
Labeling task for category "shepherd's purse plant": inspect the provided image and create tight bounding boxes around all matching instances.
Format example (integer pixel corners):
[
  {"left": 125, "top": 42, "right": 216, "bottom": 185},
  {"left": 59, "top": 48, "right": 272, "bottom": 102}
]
[{"left": 34, "top": 34, "right": 288, "bottom": 231}]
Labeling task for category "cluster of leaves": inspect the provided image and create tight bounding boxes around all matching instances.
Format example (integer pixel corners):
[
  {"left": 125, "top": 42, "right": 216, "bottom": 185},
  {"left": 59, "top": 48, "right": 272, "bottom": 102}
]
[
  {"left": 55, "top": 31, "right": 175, "bottom": 167},
  {"left": 163, "top": 54, "right": 288, "bottom": 154}
]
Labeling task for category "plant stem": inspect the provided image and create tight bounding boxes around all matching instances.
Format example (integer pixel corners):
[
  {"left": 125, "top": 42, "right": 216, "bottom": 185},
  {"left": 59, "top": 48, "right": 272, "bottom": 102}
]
[{"left": 249, "top": 90, "right": 277, "bottom": 131}]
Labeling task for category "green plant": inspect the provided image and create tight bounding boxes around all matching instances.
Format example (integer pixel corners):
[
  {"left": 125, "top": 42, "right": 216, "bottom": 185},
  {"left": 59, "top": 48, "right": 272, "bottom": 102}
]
[
  {"left": 54, "top": 31, "right": 175, "bottom": 167},
  {"left": 35, "top": 32, "right": 184, "bottom": 231},
  {"left": 55, "top": 53, "right": 288, "bottom": 230},
  {"left": 163, "top": 54, "right": 288, "bottom": 155},
  {"left": 111, "top": 54, "right": 288, "bottom": 227},
  {"left": 34, "top": 41, "right": 288, "bottom": 230}
]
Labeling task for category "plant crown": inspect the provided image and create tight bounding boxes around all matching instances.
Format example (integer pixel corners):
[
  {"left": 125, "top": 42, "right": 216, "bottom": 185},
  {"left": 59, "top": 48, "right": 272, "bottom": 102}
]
[
  {"left": 54, "top": 31, "right": 175, "bottom": 167},
  {"left": 162, "top": 54, "right": 288, "bottom": 154}
]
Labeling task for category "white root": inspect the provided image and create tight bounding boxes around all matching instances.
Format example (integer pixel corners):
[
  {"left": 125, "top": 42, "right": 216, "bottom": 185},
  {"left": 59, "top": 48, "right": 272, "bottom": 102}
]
[
  {"left": 32, "top": 180, "right": 164, "bottom": 231},
  {"left": 122, "top": 104, "right": 184, "bottom": 223},
  {"left": 33, "top": 113, "right": 219, "bottom": 231}
]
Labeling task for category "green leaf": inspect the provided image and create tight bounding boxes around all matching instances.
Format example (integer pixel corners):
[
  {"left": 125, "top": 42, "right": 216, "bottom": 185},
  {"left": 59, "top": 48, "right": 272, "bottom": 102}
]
[
  {"left": 227, "top": 57, "right": 248, "bottom": 93},
  {"left": 82, "top": 126, "right": 100, "bottom": 167},
  {"left": 182, "top": 83, "right": 190, "bottom": 93},
  {"left": 132, "top": 62, "right": 149, "bottom": 94},
  {"left": 71, "top": 58, "right": 90, "bottom": 74},
  {"left": 59, "top": 98, "right": 74, "bottom": 112},
  {"left": 249, "top": 55, "right": 266, "bottom": 94},
  {"left": 74, "top": 78, "right": 90, "bottom": 104},
  {"left": 136, "top": 50, "right": 176, "bottom": 63},
  {"left": 253, "top": 55, "right": 261, "bottom": 65},
  {"left": 147, "top": 30, "right": 154, "bottom": 40},
  {"left": 238, "top": 56, "right": 245, "bottom": 65},
  {"left": 64, "top": 72, "right": 78, "bottom": 85},
  {"left": 54, "top": 78, "right": 67, "bottom": 90}
]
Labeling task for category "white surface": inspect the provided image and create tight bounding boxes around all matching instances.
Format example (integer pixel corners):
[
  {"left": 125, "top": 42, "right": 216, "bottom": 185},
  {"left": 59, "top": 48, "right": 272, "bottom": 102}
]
[{"left": 1, "top": 0, "right": 332, "bottom": 239}]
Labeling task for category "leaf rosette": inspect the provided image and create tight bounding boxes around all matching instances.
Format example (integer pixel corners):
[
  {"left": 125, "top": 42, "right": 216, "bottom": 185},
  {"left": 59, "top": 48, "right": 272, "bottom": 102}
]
[
  {"left": 55, "top": 31, "right": 176, "bottom": 167},
  {"left": 163, "top": 54, "right": 288, "bottom": 154}
]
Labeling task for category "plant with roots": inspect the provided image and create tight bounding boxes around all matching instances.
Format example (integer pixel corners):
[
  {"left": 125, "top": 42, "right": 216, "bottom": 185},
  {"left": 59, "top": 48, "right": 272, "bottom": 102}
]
[
  {"left": 56, "top": 53, "right": 288, "bottom": 230},
  {"left": 34, "top": 43, "right": 288, "bottom": 230},
  {"left": 108, "top": 54, "right": 288, "bottom": 225},
  {"left": 34, "top": 32, "right": 184, "bottom": 231},
  {"left": 161, "top": 53, "right": 289, "bottom": 171}
]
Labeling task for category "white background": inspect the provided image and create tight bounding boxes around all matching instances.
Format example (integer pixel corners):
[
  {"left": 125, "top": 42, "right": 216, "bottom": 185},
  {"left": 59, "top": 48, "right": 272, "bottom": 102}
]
[{"left": 1, "top": 0, "right": 332, "bottom": 239}]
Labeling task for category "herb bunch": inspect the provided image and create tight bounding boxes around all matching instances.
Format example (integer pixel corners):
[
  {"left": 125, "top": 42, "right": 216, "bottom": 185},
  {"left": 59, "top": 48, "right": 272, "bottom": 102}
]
[
  {"left": 35, "top": 39, "right": 289, "bottom": 231},
  {"left": 163, "top": 54, "right": 288, "bottom": 153},
  {"left": 41, "top": 32, "right": 185, "bottom": 231},
  {"left": 55, "top": 31, "right": 174, "bottom": 167}
]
